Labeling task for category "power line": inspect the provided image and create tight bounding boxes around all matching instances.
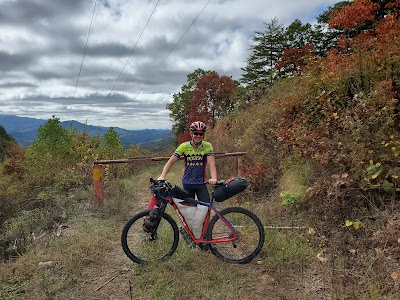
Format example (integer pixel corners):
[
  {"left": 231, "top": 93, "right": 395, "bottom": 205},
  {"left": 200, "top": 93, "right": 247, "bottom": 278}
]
[
  {"left": 101, "top": 0, "right": 153, "bottom": 93},
  {"left": 132, "top": 0, "right": 212, "bottom": 102},
  {"left": 74, "top": 0, "right": 100, "bottom": 97},
  {"left": 109, "top": 0, "right": 161, "bottom": 94}
]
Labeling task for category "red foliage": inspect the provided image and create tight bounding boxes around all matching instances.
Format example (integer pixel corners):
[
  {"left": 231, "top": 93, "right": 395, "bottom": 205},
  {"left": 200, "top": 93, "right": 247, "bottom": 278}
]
[
  {"left": 329, "top": 0, "right": 378, "bottom": 31},
  {"left": 276, "top": 44, "right": 316, "bottom": 74},
  {"left": 178, "top": 131, "right": 191, "bottom": 144},
  {"left": 189, "top": 72, "right": 236, "bottom": 128}
]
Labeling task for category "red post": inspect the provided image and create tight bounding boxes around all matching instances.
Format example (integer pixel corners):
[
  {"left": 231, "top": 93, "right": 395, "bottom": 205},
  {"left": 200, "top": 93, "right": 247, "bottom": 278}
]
[
  {"left": 93, "top": 164, "right": 104, "bottom": 205},
  {"left": 237, "top": 155, "right": 245, "bottom": 177}
]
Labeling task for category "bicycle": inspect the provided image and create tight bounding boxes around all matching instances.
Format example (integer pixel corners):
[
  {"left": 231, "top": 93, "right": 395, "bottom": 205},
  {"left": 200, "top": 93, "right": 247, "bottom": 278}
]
[{"left": 121, "top": 178, "right": 265, "bottom": 264}]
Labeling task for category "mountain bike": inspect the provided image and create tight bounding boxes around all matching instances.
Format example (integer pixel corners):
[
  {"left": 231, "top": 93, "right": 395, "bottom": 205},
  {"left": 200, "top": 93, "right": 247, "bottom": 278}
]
[{"left": 121, "top": 178, "right": 264, "bottom": 264}]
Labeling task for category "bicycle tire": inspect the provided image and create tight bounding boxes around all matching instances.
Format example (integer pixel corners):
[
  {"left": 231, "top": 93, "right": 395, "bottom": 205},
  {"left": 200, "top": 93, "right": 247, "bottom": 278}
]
[
  {"left": 121, "top": 210, "right": 179, "bottom": 264},
  {"left": 206, "top": 207, "right": 264, "bottom": 264}
]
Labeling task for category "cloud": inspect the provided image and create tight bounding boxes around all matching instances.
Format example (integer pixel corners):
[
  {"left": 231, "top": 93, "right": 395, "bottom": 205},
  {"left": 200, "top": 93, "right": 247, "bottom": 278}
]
[{"left": 0, "top": 0, "right": 338, "bottom": 129}]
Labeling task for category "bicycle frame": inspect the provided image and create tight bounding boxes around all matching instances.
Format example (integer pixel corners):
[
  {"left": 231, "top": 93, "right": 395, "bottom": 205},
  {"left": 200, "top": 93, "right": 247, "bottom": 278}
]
[{"left": 160, "top": 196, "right": 238, "bottom": 245}]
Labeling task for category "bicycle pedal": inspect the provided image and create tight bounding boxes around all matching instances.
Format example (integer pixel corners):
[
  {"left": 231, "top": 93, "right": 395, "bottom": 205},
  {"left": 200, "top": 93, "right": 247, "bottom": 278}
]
[{"left": 198, "top": 243, "right": 210, "bottom": 252}]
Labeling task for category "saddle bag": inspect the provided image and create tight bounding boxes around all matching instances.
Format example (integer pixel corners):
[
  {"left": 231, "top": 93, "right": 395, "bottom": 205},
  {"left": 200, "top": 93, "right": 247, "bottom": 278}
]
[{"left": 213, "top": 177, "right": 249, "bottom": 202}]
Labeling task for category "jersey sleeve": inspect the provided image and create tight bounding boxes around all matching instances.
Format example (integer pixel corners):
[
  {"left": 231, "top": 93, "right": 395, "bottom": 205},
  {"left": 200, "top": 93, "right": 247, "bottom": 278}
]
[
  {"left": 205, "top": 142, "right": 215, "bottom": 156},
  {"left": 173, "top": 142, "right": 186, "bottom": 158}
]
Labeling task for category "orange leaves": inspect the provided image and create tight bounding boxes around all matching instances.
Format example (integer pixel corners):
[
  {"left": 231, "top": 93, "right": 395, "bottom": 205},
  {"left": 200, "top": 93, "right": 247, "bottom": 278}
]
[
  {"left": 188, "top": 72, "right": 236, "bottom": 129},
  {"left": 275, "top": 45, "right": 316, "bottom": 75},
  {"left": 329, "top": 0, "right": 378, "bottom": 31}
]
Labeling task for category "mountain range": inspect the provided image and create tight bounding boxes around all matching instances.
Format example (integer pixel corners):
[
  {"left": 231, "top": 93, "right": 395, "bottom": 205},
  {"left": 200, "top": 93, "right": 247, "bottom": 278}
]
[{"left": 0, "top": 114, "right": 173, "bottom": 149}]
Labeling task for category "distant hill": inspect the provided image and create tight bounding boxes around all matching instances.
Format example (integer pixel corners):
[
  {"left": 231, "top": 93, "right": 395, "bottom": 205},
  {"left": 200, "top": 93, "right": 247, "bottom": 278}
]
[
  {"left": 0, "top": 115, "right": 173, "bottom": 149},
  {"left": 0, "top": 125, "right": 25, "bottom": 161}
]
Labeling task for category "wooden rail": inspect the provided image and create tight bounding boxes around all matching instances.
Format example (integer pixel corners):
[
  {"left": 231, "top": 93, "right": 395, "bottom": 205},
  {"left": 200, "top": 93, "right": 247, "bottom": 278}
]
[{"left": 92, "top": 152, "right": 246, "bottom": 204}]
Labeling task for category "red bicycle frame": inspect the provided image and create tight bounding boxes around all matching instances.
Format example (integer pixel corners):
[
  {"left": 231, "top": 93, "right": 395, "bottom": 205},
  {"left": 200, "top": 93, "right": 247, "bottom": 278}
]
[{"left": 168, "top": 196, "right": 238, "bottom": 245}]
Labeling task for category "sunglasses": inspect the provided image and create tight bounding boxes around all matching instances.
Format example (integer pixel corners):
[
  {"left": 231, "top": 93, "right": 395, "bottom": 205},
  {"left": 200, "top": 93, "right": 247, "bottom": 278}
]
[{"left": 193, "top": 132, "right": 204, "bottom": 136}]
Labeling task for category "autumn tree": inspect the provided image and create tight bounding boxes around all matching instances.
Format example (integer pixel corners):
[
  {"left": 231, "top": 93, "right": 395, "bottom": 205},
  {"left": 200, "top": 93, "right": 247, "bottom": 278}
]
[
  {"left": 177, "top": 72, "right": 237, "bottom": 143},
  {"left": 167, "top": 68, "right": 212, "bottom": 138},
  {"left": 190, "top": 72, "right": 236, "bottom": 126},
  {"left": 242, "top": 16, "right": 341, "bottom": 83}
]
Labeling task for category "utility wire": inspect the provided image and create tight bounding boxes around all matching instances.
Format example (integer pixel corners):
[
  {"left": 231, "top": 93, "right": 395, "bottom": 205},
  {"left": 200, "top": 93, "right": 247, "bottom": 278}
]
[
  {"left": 74, "top": 0, "right": 100, "bottom": 97},
  {"left": 109, "top": 0, "right": 161, "bottom": 94},
  {"left": 132, "top": 0, "right": 212, "bottom": 101},
  {"left": 102, "top": 0, "right": 153, "bottom": 92}
]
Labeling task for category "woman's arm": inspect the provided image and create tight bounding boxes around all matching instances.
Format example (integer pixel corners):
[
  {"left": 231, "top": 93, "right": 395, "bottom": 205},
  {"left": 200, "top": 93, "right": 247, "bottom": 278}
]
[
  {"left": 207, "top": 155, "right": 217, "bottom": 184},
  {"left": 158, "top": 155, "right": 179, "bottom": 180}
]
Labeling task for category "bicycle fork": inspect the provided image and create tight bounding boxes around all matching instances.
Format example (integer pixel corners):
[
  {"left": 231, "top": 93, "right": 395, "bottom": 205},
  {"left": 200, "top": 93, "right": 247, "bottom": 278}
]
[{"left": 145, "top": 202, "right": 167, "bottom": 240}]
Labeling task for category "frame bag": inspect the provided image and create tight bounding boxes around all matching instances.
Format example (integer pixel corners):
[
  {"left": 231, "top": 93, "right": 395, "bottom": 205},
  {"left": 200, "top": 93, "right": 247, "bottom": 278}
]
[
  {"left": 213, "top": 177, "right": 249, "bottom": 202},
  {"left": 172, "top": 198, "right": 208, "bottom": 239}
]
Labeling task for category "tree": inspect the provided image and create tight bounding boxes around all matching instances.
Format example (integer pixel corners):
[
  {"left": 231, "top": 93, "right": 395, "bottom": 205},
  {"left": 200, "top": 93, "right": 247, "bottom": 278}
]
[
  {"left": 0, "top": 125, "right": 17, "bottom": 162},
  {"left": 189, "top": 72, "right": 236, "bottom": 128},
  {"left": 99, "top": 127, "right": 124, "bottom": 159},
  {"left": 276, "top": 20, "right": 317, "bottom": 76},
  {"left": 276, "top": 45, "right": 316, "bottom": 75},
  {"left": 241, "top": 18, "right": 286, "bottom": 89},
  {"left": 26, "top": 116, "right": 73, "bottom": 166},
  {"left": 329, "top": 0, "right": 379, "bottom": 37},
  {"left": 177, "top": 72, "right": 237, "bottom": 144},
  {"left": 167, "top": 69, "right": 211, "bottom": 138}
]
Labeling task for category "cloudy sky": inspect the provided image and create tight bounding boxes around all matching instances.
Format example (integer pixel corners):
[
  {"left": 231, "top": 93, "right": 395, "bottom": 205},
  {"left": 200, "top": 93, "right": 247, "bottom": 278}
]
[{"left": 0, "top": 0, "right": 339, "bottom": 130}]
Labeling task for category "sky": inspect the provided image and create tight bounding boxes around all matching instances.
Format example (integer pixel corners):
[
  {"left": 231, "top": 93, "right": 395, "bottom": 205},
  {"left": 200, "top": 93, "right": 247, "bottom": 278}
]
[{"left": 0, "top": 0, "right": 339, "bottom": 130}]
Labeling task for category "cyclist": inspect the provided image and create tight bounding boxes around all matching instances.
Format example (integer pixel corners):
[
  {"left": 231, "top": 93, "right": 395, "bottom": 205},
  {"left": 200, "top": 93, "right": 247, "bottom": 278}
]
[{"left": 158, "top": 121, "right": 217, "bottom": 202}]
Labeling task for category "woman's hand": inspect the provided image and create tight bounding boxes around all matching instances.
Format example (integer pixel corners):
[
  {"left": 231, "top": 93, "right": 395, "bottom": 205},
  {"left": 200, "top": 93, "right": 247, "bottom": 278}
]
[{"left": 207, "top": 178, "right": 217, "bottom": 185}]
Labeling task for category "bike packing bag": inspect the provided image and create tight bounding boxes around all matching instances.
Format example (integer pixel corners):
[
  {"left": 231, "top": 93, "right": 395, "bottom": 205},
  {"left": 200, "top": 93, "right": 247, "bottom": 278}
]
[
  {"left": 213, "top": 177, "right": 249, "bottom": 202},
  {"left": 170, "top": 185, "right": 189, "bottom": 199},
  {"left": 172, "top": 198, "right": 207, "bottom": 239},
  {"left": 147, "top": 196, "right": 161, "bottom": 210}
]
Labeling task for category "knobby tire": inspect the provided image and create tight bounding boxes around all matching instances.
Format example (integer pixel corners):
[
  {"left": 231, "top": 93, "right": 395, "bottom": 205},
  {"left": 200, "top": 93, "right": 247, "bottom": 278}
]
[
  {"left": 206, "top": 206, "right": 264, "bottom": 264},
  {"left": 121, "top": 210, "right": 179, "bottom": 264}
]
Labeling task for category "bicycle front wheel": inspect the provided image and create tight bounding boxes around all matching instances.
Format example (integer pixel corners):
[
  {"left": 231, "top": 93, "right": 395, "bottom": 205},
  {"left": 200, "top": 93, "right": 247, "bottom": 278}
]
[
  {"left": 121, "top": 210, "right": 179, "bottom": 264},
  {"left": 207, "top": 207, "right": 264, "bottom": 264}
]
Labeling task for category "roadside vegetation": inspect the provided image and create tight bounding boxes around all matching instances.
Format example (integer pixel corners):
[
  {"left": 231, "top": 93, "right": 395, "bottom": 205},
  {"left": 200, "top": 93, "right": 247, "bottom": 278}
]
[{"left": 1, "top": 1, "right": 400, "bottom": 299}]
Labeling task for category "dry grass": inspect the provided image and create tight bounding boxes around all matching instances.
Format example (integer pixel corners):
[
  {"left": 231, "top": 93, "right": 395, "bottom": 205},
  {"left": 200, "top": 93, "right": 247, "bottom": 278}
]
[
  {"left": 0, "top": 215, "right": 118, "bottom": 300},
  {"left": 2, "top": 158, "right": 398, "bottom": 300}
]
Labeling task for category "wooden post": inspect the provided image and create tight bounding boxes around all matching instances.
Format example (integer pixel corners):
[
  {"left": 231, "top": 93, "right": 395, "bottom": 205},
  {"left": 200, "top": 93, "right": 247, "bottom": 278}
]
[
  {"left": 93, "top": 164, "right": 104, "bottom": 205},
  {"left": 237, "top": 155, "right": 245, "bottom": 177}
]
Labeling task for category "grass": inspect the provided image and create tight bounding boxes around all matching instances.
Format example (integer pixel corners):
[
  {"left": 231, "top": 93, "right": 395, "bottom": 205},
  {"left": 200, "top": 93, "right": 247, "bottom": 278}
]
[
  {"left": 261, "top": 230, "right": 310, "bottom": 270},
  {"left": 129, "top": 251, "right": 264, "bottom": 300},
  {"left": 279, "top": 155, "right": 311, "bottom": 205},
  {"left": 0, "top": 215, "right": 117, "bottom": 300},
  {"left": 2, "top": 159, "right": 398, "bottom": 300}
]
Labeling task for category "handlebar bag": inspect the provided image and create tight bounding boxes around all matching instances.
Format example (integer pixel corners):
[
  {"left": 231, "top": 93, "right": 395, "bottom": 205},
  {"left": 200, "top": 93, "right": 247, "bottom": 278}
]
[{"left": 213, "top": 177, "right": 249, "bottom": 202}]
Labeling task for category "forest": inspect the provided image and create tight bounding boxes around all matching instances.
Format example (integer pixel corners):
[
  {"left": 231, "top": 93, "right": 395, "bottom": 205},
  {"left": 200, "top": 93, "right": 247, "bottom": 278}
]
[{"left": 1, "top": 1, "right": 399, "bottom": 299}]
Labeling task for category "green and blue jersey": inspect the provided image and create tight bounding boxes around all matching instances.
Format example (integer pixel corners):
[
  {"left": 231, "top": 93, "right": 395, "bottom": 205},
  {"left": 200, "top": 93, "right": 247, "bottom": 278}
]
[{"left": 173, "top": 141, "right": 214, "bottom": 184}]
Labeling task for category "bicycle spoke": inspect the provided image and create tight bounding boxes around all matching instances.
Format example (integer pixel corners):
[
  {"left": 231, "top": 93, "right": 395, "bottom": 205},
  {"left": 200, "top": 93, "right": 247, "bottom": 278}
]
[
  {"left": 121, "top": 210, "right": 179, "bottom": 264},
  {"left": 208, "top": 207, "right": 264, "bottom": 264}
]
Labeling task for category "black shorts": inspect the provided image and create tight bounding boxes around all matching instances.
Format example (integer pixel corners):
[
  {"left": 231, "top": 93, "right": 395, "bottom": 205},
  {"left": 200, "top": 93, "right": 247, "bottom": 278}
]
[{"left": 183, "top": 184, "right": 210, "bottom": 203}]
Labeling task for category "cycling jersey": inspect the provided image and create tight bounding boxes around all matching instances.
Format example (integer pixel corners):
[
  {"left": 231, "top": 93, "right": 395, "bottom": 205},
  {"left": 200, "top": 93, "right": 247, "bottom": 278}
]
[{"left": 173, "top": 141, "right": 215, "bottom": 184}]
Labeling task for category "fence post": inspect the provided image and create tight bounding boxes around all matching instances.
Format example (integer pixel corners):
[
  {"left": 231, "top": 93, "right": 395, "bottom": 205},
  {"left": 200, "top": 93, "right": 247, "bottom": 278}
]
[
  {"left": 93, "top": 164, "right": 104, "bottom": 205},
  {"left": 237, "top": 155, "right": 245, "bottom": 177}
]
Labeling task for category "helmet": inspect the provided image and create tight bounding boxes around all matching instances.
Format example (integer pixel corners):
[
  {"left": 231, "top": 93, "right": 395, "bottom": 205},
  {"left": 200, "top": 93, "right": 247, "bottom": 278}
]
[{"left": 189, "top": 121, "right": 207, "bottom": 132}]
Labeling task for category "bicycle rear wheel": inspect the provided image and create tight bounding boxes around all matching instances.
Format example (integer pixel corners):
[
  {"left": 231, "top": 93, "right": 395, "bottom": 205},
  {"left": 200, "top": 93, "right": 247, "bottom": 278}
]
[
  {"left": 121, "top": 210, "right": 179, "bottom": 264},
  {"left": 206, "top": 207, "right": 264, "bottom": 264}
]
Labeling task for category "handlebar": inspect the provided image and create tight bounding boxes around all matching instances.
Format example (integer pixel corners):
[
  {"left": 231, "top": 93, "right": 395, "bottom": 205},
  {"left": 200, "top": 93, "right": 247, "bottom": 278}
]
[{"left": 205, "top": 180, "right": 225, "bottom": 186}]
